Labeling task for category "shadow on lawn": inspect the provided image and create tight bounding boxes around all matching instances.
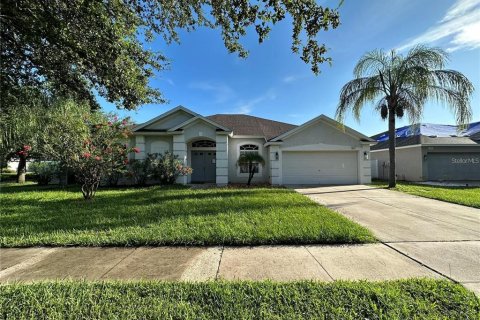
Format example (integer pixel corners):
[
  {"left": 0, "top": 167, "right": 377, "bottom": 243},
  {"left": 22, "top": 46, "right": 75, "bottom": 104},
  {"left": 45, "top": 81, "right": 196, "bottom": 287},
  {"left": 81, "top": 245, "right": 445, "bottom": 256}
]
[
  {"left": 0, "top": 183, "right": 81, "bottom": 194},
  {"left": 1, "top": 187, "right": 316, "bottom": 236}
]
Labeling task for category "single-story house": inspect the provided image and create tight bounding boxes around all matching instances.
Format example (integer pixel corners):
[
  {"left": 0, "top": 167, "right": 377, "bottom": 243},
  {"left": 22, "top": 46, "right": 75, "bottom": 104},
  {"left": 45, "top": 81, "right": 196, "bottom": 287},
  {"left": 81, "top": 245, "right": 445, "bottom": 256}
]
[
  {"left": 370, "top": 122, "right": 480, "bottom": 181},
  {"left": 131, "top": 106, "right": 375, "bottom": 185}
]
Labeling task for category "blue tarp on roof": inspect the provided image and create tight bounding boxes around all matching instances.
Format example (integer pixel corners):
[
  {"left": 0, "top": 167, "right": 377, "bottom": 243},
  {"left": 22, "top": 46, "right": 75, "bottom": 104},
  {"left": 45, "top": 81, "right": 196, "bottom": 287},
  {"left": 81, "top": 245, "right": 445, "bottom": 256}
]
[{"left": 376, "top": 121, "right": 480, "bottom": 142}]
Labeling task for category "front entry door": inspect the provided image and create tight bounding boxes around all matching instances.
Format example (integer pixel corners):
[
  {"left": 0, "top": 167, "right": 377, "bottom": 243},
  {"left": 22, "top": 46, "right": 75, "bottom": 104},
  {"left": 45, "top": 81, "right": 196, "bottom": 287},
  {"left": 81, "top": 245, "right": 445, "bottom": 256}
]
[{"left": 191, "top": 151, "right": 216, "bottom": 182}]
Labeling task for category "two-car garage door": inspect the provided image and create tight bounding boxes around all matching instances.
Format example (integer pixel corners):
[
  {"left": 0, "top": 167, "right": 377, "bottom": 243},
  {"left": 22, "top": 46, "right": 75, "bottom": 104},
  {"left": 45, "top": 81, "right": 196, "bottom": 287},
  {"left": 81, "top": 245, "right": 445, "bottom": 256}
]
[
  {"left": 282, "top": 151, "right": 358, "bottom": 185},
  {"left": 427, "top": 152, "right": 480, "bottom": 181}
]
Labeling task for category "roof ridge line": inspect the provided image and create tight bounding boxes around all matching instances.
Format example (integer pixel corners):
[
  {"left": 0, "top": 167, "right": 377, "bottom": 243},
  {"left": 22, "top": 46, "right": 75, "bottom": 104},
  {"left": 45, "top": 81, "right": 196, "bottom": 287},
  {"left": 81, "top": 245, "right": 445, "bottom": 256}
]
[{"left": 206, "top": 114, "right": 297, "bottom": 127}]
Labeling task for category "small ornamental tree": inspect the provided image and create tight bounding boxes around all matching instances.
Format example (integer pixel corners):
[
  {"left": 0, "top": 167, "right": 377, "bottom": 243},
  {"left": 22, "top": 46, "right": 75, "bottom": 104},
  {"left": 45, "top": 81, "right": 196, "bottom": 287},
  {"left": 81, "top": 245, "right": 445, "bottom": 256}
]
[
  {"left": 237, "top": 153, "right": 265, "bottom": 186},
  {"left": 68, "top": 115, "right": 138, "bottom": 200}
]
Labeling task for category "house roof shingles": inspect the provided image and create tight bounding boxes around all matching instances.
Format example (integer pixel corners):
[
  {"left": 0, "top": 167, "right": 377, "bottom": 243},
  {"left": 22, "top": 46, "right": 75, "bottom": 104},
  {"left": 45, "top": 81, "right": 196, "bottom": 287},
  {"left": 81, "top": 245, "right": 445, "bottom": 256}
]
[
  {"left": 206, "top": 114, "right": 297, "bottom": 140},
  {"left": 371, "top": 121, "right": 480, "bottom": 150}
]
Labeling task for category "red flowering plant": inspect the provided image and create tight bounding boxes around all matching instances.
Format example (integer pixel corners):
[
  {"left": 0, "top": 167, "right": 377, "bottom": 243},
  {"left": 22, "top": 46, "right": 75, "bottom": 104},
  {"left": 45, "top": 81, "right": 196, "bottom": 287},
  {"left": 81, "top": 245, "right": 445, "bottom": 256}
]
[{"left": 68, "top": 114, "right": 138, "bottom": 199}]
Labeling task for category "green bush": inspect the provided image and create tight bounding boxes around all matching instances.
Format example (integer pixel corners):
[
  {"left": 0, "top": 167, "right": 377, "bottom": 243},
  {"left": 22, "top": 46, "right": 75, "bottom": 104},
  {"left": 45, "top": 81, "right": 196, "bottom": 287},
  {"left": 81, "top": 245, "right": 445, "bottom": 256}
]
[
  {"left": 29, "top": 161, "right": 60, "bottom": 185},
  {"left": 127, "top": 155, "right": 154, "bottom": 186},
  {"left": 150, "top": 152, "right": 192, "bottom": 185},
  {"left": 128, "top": 152, "right": 192, "bottom": 186},
  {"left": 0, "top": 172, "right": 17, "bottom": 182}
]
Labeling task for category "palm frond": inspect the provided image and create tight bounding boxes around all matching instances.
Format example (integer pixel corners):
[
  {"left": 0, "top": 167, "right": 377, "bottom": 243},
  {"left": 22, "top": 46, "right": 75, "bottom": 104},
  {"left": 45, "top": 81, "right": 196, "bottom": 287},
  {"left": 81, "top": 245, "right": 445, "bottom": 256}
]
[
  {"left": 400, "top": 45, "right": 448, "bottom": 72},
  {"left": 397, "top": 87, "right": 426, "bottom": 124},
  {"left": 353, "top": 49, "right": 389, "bottom": 78},
  {"left": 237, "top": 153, "right": 265, "bottom": 166},
  {"left": 336, "top": 76, "right": 383, "bottom": 123},
  {"left": 430, "top": 70, "right": 474, "bottom": 97},
  {"left": 427, "top": 85, "right": 472, "bottom": 126}
]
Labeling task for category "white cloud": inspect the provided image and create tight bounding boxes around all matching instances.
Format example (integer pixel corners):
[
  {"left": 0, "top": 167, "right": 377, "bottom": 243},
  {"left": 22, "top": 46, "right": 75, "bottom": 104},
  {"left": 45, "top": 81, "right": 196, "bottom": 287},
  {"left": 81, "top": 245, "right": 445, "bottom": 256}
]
[
  {"left": 397, "top": 0, "right": 480, "bottom": 52},
  {"left": 160, "top": 78, "right": 175, "bottom": 86},
  {"left": 235, "top": 105, "right": 253, "bottom": 114},
  {"left": 441, "top": 0, "right": 479, "bottom": 22},
  {"left": 282, "top": 74, "right": 309, "bottom": 83},
  {"left": 189, "top": 81, "right": 235, "bottom": 103},
  {"left": 283, "top": 75, "right": 298, "bottom": 83},
  {"left": 233, "top": 89, "right": 276, "bottom": 114},
  {"left": 447, "top": 20, "right": 480, "bottom": 52}
]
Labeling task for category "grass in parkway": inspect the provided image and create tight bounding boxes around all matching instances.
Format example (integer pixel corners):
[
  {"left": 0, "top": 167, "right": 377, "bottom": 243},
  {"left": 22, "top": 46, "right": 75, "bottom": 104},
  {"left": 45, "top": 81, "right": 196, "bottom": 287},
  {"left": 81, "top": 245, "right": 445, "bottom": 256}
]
[
  {"left": 1, "top": 280, "right": 478, "bottom": 319},
  {"left": 0, "top": 184, "right": 375, "bottom": 247},
  {"left": 373, "top": 181, "right": 480, "bottom": 208}
]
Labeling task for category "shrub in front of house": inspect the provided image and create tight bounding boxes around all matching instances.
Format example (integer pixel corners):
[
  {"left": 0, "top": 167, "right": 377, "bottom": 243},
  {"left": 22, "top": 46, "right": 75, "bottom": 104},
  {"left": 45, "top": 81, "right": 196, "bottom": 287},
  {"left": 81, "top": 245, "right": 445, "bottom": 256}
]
[
  {"left": 29, "top": 161, "right": 60, "bottom": 185},
  {"left": 150, "top": 152, "right": 193, "bottom": 185},
  {"left": 127, "top": 152, "right": 192, "bottom": 186},
  {"left": 128, "top": 154, "right": 156, "bottom": 186}
]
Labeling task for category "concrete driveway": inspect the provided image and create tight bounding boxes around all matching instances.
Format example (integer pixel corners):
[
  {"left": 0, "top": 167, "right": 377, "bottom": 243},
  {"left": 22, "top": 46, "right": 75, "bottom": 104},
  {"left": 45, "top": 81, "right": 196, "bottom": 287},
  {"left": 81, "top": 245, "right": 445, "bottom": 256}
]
[{"left": 295, "top": 185, "right": 480, "bottom": 293}]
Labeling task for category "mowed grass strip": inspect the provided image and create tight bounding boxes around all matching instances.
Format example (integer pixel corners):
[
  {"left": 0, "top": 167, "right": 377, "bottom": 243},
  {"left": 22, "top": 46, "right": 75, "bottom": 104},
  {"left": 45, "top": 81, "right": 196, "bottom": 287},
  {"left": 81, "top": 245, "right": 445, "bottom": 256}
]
[
  {"left": 1, "top": 280, "right": 478, "bottom": 319},
  {"left": 373, "top": 181, "right": 480, "bottom": 208},
  {"left": 0, "top": 184, "right": 375, "bottom": 246}
]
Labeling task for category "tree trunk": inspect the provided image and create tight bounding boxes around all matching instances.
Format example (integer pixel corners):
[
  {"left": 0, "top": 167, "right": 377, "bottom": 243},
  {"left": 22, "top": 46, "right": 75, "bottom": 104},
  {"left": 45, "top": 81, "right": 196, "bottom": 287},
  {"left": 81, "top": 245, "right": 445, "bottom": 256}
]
[
  {"left": 247, "top": 162, "right": 254, "bottom": 186},
  {"left": 388, "top": 105, "right": 396, "bottom": 188},
  {"left": 17, "top": 154, "right": 27, "bottom": 184}
]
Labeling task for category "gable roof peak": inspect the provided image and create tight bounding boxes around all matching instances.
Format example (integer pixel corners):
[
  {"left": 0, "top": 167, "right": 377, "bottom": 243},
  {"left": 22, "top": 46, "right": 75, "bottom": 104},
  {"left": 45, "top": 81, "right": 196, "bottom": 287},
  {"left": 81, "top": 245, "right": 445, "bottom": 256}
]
[{"left": 270, "top": 114, "right": 375, "bottom": 143}]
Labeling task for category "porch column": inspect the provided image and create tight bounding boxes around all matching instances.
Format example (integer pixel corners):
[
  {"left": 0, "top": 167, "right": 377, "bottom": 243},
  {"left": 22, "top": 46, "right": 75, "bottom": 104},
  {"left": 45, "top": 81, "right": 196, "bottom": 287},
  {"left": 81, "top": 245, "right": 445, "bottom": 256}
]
[
  {"left": 269, "top": 145, "right": 281, "bottom": 185},
  {"left": 135, "top": 135, "right": 146, "bottom": 160},
  {"left": 173, "top": 134, "right": 187, "bottom": 184},
  {"left": 216, "top": 134, "right": 229, "bottom": 185}
]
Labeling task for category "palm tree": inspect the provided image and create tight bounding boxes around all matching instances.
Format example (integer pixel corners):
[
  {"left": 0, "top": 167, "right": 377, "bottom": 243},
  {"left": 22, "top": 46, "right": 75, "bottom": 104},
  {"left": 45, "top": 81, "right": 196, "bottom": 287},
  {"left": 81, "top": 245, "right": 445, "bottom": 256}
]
[
  {"left": 237, "top": 153, "right": 265, "bottom": 186},
  {"left": 336, "top": 45, "right": 474, "bottom": 188}
]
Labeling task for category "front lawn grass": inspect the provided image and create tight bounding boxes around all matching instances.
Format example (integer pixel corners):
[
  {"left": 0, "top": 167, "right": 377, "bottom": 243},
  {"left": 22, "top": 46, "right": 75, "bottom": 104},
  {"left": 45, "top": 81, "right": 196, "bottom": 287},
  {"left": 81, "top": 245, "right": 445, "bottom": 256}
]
[
  {"left": 372, "top": 181, "right": 480, "bottom": 208},
  {"left": 0, "top": 184, "right": 375, "bottom": 247},
  {"left": 1, "top": 279, "right": 478, "bottom": 319}
]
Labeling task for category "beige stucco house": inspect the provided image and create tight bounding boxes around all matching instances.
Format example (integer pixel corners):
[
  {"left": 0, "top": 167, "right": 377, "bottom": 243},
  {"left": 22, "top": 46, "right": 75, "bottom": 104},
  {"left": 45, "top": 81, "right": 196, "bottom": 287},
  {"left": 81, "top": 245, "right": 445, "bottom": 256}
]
[{"left": 131, "top": 106, "right": 375, "bottom": 185}]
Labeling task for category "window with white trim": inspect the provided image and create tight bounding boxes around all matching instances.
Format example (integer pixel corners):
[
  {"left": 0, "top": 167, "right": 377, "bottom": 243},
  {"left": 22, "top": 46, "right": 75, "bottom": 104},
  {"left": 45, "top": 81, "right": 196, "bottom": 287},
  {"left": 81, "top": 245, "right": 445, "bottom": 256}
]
[{"left": 239, "top": 144, "right": 260, "bottom": 174}]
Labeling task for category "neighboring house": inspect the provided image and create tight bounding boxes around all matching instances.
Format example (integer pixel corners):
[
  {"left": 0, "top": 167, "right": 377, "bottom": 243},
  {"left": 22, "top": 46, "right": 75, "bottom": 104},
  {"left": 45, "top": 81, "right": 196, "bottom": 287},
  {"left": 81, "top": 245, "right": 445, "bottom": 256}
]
[
  {"left": 131, "top": 106, "right": 375, "bottom": 185},
  {"left": 370, "top": 122, "right": 480, "bottom": 181}
]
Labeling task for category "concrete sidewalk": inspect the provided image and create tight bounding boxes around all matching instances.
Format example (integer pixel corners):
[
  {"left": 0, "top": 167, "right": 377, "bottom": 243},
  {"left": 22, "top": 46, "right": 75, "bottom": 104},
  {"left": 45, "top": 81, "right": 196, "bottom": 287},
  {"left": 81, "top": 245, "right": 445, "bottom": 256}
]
[
  {"left": 0, "top": 245, "right": 441, "bottom": 283},
  {"left": 295, "top": 185, "right": 480, "bottom": 295}
]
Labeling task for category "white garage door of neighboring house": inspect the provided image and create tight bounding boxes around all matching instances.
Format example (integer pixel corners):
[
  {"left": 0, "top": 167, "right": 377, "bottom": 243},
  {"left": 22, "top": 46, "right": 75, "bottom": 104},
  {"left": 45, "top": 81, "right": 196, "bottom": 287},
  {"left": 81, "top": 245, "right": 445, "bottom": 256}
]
[{"left": 282, "top": 151, "right": 358, "bottom": 185}]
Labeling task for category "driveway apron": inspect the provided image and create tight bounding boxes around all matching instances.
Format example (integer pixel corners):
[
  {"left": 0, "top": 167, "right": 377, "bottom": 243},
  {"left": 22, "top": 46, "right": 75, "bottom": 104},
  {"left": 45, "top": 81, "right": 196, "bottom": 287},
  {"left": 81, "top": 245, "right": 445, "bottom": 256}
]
[{"left": 295, "top": 184, "right": 480, "bottom": 294}]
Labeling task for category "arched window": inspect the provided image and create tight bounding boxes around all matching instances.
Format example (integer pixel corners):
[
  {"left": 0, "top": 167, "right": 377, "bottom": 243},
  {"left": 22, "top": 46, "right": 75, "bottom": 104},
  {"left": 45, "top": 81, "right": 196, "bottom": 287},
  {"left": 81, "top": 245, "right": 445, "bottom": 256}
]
[
  {"left": 239, "top": 144, "right": 259, "bottom": 152},
  {"left": 192, "top": 140, "right": 216, "bottom": 148},
  {"left": 239, "top": 144, "right": 261, "bottom": 174}
]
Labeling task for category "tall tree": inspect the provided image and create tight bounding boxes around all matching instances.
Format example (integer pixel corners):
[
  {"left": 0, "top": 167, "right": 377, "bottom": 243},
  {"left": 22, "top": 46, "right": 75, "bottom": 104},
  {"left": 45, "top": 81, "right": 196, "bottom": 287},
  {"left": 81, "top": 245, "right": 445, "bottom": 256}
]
[
  {"left": 0, "top": 89, "right": 48, "bottom": 182},
  {"left": 0, "top": 91, "right": 91, "bottom": 183},
  {"left": 1, "top": 0, "right": 341, "bottom": 110},
  {"left": 336, "top": 45, "right": 474, "bottom": 188}
]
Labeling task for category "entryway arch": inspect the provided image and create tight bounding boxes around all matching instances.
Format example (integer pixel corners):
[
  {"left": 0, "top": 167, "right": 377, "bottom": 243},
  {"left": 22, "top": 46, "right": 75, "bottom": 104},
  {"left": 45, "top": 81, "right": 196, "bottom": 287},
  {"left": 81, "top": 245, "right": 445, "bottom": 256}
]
[{"left": 188, "top": 138, "right": 217, "bottom": 183}]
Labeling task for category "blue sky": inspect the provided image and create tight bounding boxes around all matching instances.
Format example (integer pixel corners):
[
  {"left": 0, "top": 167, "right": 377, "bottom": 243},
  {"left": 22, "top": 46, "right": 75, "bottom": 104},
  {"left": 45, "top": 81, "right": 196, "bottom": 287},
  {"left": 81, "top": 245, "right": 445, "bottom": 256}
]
[{"left": 101, "top": 0, "right": 480, "bottom": 136}]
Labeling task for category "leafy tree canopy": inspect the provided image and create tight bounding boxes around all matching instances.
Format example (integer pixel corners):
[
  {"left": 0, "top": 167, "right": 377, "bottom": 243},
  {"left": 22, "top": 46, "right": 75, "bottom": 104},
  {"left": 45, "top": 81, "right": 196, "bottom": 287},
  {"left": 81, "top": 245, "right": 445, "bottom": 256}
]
[
  {"left": 0, "top": 88, "right": 91, "bottom": 163},
  {"left": 1, "top": 0, "right": 341, "bottom": 110}
]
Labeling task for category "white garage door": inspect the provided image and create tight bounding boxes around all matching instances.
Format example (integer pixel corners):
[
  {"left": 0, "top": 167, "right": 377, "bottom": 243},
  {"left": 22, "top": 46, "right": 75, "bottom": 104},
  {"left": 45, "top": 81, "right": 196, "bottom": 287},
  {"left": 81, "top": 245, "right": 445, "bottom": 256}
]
[{"left": 282, "top": 151, "right": 358, "bottom": 185}]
